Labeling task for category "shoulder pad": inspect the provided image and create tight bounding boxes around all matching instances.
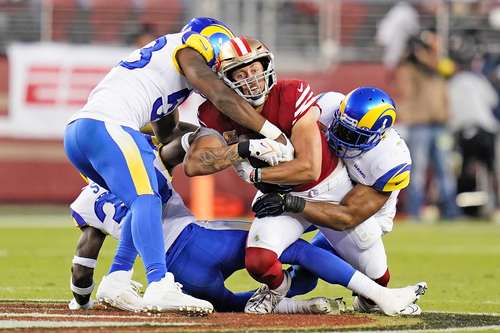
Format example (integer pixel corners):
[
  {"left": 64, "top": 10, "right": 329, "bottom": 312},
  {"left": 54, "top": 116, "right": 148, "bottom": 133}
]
[
  {"left": 373, "top": 163, "right": 411, "bottom": 192},
  {"left": 172, "top": 31, "right": 215, "bottom": 73}
]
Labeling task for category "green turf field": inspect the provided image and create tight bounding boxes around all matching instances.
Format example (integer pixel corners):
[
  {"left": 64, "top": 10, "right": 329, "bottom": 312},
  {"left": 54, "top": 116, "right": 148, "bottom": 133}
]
[{"left": 1, "top": 205, "right": 499, "bottom": 317}]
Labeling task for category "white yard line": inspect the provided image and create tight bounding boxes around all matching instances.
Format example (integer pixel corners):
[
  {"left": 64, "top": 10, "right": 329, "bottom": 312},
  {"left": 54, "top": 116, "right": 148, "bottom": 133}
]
[
  {"left": 0, "top": 320, "right": 204, "bottom": 329},
  {"left": 0, "top": 312, "right": 176, "bottom": 320}
]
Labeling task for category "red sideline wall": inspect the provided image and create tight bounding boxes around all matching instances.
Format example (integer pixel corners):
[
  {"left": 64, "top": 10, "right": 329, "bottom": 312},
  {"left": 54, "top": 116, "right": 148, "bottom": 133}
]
[{"left": 0, "top": 56, "right": 389, "bottom": 216}]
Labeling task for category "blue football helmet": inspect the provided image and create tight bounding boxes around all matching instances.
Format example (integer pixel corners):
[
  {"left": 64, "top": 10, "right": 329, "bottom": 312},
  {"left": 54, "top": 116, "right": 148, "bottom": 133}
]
[
  {"left": 181, "top": 17, "right": 235, "bottom": 67},
  {"left": 327, "top": 86, "right": 396, "bottom": 159}
]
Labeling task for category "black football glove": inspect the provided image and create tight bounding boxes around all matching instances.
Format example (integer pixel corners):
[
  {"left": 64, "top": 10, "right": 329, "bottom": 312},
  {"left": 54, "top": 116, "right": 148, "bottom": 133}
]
[
  {"left": 254, "top": 182, "right": 293, "bottom": 194},
  {"left": 252, "top": 193, "right": 306, "bottom": 218}
]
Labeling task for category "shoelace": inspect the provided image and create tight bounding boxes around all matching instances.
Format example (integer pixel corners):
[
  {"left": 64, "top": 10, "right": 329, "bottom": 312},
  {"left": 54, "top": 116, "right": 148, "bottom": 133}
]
[
  {"left": 249, "top": 285, "right": 282, "bottom": 311},
  {"left": 129, "top": 281, "right": 143, "bottom": 295},
  {"left": 174, "top": 282, "right": 184, "bottom": 292},
  {"left": 164, "top": 275, "right": 185, "bottom": 293}
]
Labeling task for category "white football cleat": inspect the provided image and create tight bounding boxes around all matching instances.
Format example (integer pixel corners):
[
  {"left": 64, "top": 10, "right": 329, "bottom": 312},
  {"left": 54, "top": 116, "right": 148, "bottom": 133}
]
[
  {"left": 244, "top": 284, "right": 284, "bottom": 314},
  {"left": 68, "top": 298, "right": 94, "bottom": 310},
  {"left": 245, "top": 272, "right": 291, "bottom": 314},
  {"left": 353, "top": 296, "right": 422, "bottom": 316},
  {"left": 377, "top": 282, "right": 427, "bottom": 316},
  {"left": 142, "top": 272, "right": 213, "bottom": 315},
  {"left": 96, "top": 270, "right": 143, "bottom": 312},
  {"left": 399, "top": 303, "right": 422, "bottom": 315},
  {"left": 352, "top": 295, "right": 379, "bottom": 313}
]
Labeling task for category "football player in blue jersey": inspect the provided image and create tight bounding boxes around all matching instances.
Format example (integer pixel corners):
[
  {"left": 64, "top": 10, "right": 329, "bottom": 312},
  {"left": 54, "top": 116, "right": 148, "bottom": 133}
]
[
  {"left": 68, "top": 126, "right": 425, "bottom": 316},
  {"left": 64, "top": 17, "right": 293, "bottom": 314},
  {"left": 253, "top": 87, "right": 425, "bottom": 315}
]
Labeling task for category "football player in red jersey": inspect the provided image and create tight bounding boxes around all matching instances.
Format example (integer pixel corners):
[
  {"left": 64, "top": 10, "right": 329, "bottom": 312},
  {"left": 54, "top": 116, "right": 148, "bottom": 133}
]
[{"left": 184, "top": 36, "right": 425, "bottom": 315}]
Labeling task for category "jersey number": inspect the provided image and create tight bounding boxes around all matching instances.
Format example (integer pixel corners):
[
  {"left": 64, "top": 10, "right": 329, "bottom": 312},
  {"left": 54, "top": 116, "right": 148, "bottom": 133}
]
[
  {"left": 150, "top": 88, "right": 191, "bottom": 121},
  {"left": 94, "top": 192, "right": 128, "bottom": 224},
  {"left": 119, "top": 36, "right": 167, "bottom": 69},
  {"left": 118, "top": 36, "right": 192, "bottom": 121}
]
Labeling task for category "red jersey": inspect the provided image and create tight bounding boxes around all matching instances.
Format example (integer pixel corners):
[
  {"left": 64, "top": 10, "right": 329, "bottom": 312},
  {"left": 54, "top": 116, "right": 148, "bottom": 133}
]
[{"left": 198, "top": 79, "right": 338, "bottom": 191}]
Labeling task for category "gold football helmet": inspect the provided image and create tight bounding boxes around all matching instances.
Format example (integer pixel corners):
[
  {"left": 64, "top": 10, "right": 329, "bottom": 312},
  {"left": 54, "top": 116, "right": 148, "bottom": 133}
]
[{"left": 215, "top": 36, "right": 276, "bottom": 106}]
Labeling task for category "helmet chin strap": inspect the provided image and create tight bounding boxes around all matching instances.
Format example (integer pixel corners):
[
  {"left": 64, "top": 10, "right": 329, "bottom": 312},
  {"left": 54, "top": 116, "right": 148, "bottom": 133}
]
[{"left": 249, "top": 94, "right": 266, "bottom": 106}]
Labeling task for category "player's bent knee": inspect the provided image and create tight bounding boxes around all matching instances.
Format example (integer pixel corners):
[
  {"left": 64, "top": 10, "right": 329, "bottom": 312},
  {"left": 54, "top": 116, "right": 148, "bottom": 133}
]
[{"left": 245, "top": 247, "right": 278, "bottom": 275}]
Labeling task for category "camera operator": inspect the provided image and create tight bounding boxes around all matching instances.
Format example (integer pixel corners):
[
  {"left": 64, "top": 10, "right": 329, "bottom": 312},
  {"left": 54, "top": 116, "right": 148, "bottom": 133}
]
[{"left": 448, "top": 32, "right": 499, "bottom": 217}]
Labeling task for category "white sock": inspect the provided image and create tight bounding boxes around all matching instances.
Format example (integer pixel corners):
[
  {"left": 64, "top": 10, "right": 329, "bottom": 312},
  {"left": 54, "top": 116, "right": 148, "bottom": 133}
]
[
  {"left": 274, "top": 298, "right": 319, "bottom": 314},
  {"left": 272, "top": 270, "right": 290, "bottom": 295},
  {"left": 347, "top": 271, "right": 385, "bottom": 304},
  {"left": 274, "top": 298, "right": 302, "bottom": 313}
]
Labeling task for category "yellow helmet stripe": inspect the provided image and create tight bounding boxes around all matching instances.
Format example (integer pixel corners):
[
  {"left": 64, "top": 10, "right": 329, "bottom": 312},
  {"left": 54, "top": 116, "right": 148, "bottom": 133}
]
[
  {"left": 200, "top": 25, "right": 235, "bottom": 39},
  {"left": 357, "top": 103, "right": 396, "bottom": 129},
  {"left": 339, "top": 91, "right": 354, "bottom": 115}
]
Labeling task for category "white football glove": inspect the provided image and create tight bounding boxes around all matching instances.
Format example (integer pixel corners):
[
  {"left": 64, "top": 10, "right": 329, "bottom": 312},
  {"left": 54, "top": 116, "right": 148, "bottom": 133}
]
[
  {"left": 68, "top": 297, "right": 95, "bottom": 310},
  {"left": 247, "top": 138, "right": 287, "bottom": 166},
  {"left": 279, "top": 136, "right": 295, "bottom": 162},
  {"left": 233, "top": 160, "right": 254, "bottom": 183}
]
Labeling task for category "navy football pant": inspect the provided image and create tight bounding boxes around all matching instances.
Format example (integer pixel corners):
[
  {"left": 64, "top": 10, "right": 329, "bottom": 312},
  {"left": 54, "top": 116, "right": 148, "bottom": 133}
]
[{"left": 166, "top": 224, "right": 356, "bottom": 311}]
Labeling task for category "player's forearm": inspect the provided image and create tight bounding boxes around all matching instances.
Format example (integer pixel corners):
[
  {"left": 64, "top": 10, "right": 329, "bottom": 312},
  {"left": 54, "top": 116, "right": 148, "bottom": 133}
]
[
  {"left": 178, "top": 49, "right": 284, "bottom": 142},
  {"left": 260, "top": 159, "right": 321, "bottom": 185},
  {"left": 302, "top": 202, "right": 362, "bottom": 231},
  {"left": 150, "top": 110, "right": 179, "bottom": 144},
  {"left": 302, "top": 185, "right": 390, "bottom": 230},
  {"left": 184, "top": 145, "right": 241, "bottom": 176}
]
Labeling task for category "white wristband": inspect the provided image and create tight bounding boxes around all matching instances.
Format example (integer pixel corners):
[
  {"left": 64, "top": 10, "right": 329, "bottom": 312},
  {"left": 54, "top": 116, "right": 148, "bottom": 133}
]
[
  {"left": 72, "top": 256, "right": 97, "bottom": 269},
  {"left": 259, "top": 120, "right": 283, "bottom": 140},
  {"left": 181, "top": 132, "right": 194, "bottom": 153}
]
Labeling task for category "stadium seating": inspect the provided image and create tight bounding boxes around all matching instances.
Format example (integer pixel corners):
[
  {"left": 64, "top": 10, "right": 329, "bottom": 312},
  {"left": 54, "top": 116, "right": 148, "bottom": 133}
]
[
  {"left": 138, "top": 0, "right": 183, "bottom": 36},
  {"left": 89, "top": 0, "right": 132, "bottom": 43},
  {"left": 51, "top": 0, "right": 77, "bottom": 42}
]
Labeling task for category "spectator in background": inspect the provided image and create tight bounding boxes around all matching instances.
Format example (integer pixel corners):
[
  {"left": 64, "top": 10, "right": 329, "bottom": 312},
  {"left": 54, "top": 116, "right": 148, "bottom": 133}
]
[
  {"left": 129, "top": 23, "right": 156, "bottom": 48},
  {"left": 376, "top": 1, "right": 420, "bottom": 76},
  {"left": 448, "top": 33, "right": 499, "bottom": 218},
  {"left": 395, "top": 28, "right": 460, "bottom": 221}
]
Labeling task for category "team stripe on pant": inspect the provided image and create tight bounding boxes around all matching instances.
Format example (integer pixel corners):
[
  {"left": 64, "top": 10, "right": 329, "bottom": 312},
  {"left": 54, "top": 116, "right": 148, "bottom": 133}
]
[{"left": 104, "top": 123, "right": 153, "bottom": 195}]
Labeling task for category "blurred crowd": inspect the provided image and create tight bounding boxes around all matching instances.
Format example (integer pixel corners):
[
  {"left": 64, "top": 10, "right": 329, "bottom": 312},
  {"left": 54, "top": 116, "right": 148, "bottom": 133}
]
[
  {"left": 0, "top": 0, "right": 499, "bottom": 221},
  {"left": 377, "top": 1, "right": 500, "bottom": 222}
]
